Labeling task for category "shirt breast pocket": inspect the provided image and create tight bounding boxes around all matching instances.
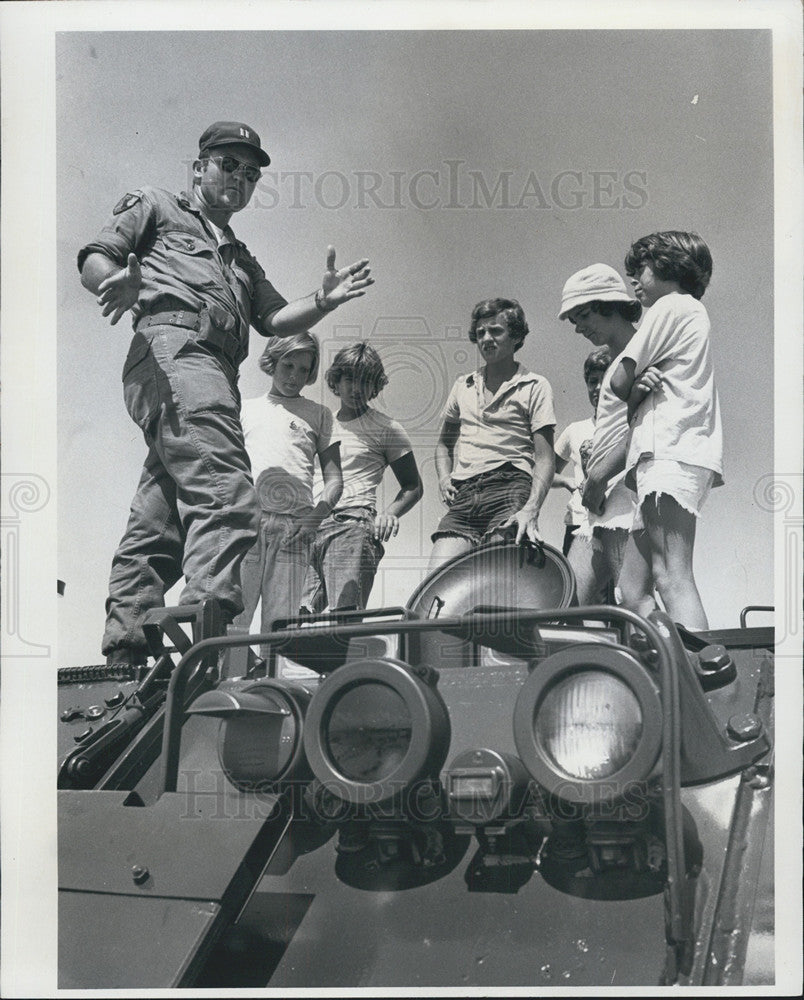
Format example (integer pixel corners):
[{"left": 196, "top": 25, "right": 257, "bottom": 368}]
[
  {"left": 160, "top": 231, "right": 217, "bottom": 283},
  {"left": 161, "top": 231, "right": 215, "bottom": 256}
]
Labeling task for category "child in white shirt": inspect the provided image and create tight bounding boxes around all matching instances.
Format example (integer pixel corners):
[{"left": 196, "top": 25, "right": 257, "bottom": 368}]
[
  {"left": 234, "top": 333, "right": 342, "bottom": 652},
  {"left": 611, "top": 231, "right": 723, "bottom": 630},
  {"left": 552, "top": 348, "right": 610, "bottom": 603}
]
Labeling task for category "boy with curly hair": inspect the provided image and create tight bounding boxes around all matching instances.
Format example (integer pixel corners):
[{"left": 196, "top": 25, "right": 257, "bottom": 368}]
[{"left": 428, "top": 298, "right": 555, "bottom": 573}]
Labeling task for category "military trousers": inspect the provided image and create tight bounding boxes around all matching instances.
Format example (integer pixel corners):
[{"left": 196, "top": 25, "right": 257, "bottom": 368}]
[{"left": 102, "top": 323, "right": 259, "bottom": 666}]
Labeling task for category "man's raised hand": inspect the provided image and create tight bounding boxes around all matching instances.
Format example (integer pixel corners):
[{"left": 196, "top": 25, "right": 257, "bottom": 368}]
[{"left": 319, "top": 245, "right": 374, "bottom": 308}]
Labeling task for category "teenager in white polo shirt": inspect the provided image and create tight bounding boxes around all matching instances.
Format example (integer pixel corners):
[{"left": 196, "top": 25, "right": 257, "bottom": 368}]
[{"left": 428, "top": 298, "right": 556, "bottom": 573}]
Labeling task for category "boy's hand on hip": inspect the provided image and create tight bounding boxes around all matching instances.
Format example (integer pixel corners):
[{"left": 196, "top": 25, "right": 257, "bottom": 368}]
[
  {"left": 438, "top": 475, "right": 457, "bottom": 505},
  {"left": 373, "top": 513, "right": 399, "bottom": 541},
  {"left": 287, "top": 515, "right": 320, "bottom": 545}
]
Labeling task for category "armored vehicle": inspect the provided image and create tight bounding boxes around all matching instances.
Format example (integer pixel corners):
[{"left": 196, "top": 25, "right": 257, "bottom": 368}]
[{"left": 57, "top": 540, "right": 774, "bottom": 989}]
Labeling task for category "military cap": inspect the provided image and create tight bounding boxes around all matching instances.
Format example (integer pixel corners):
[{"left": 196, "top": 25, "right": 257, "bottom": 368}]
[{"left": 198, "top": 121, "right": 271, "bottom": 167}]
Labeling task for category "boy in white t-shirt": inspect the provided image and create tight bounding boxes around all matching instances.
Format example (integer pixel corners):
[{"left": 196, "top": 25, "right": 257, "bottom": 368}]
[
  {"left": 611, "top": 231, "right": 723, "bottom": 630},
  {"left": 552, "top": 348, "right": 611, "bottom": 603},
  {"left": 235, "top": 333, "right": 342, "bottom": 652},
  {"left": 301, "top": 342, "right": 423, "bottom": 613}
]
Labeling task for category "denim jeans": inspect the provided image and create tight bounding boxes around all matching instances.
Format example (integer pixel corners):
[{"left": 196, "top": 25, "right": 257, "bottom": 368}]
[
  {"left": 102, "top": 324, "right": 259, "bottom": 666},
  {"left": 234, "top": 511, "right": 314, "bottom": 659},
  {"left": 431, "top": 463, "right": 532, "bottom": 545},
  {"left": 301, "top": 509, "right": 384, "bottom": 613}
]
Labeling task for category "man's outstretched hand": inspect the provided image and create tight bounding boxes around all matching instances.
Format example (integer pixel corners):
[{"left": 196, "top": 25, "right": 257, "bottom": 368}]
[
  {"left": 97, "top": 253, "right": 143, "bottom": 325},
  {"left": 319, "top": 245, "right": 374, "bottom": 308}
]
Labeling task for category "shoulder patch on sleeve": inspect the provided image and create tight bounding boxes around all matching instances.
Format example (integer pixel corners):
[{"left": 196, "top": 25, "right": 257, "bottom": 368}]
[{"left": 113, "top": 191, "right": 143, "bottom": 215}]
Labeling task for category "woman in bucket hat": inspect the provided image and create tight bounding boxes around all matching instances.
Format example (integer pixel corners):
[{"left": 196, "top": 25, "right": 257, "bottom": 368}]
[{"left": 559, "top": 263, "right": 645, "bottom": 604}]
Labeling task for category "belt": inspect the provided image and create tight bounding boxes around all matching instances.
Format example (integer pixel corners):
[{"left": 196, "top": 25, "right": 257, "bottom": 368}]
[
  {"left": 136, "top": 308, "right": 245, "bottom": 368},
  {"left": 330, "top": 507, "right": 375, "bottom": 524},
  {"left": 137, "top": 309, "right": 201, "bottom": 332},
  {"left": 453, "top": 462, "right": 524, "bottom": 487}
]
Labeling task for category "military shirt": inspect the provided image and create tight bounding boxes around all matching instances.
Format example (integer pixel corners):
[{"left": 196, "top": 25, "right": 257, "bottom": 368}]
[{"left": 77, "top": 186, "right": 288, "bottom": 358}]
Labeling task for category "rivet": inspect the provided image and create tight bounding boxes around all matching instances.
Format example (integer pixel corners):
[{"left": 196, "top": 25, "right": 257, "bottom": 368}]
[{"left": 131, "top": 865, "right": 150, "bottom": 885}]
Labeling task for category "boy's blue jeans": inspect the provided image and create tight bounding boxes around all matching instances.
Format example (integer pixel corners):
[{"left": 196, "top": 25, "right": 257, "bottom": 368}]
[
  {"left": 431, "top": 463, "right": 532, "bottom": 545},
  {"left": 234, "top": 511, "right": 315, "bottom": 659},
  {"left": 301, "top": 509, "right": 385, "bottom": 614},
  {"left": 101, "top": 324, "right": 259, "bottom": 666}
]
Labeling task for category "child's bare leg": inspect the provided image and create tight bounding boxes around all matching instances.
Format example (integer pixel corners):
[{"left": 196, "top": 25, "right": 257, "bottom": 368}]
[
  {"left": 642, "top": 494, "right": 708, "bottom": 630},
  {"left": 428, "top": 534, "right": 473, "bottom": 575},
  {"left": 567, "top": 535, "right": 609, "bottom": 605},
  {"left": 617, "top": 529, "right": 656, "bottom": 619},
  {"left": 595, "top": 526, "right": 629, "bottom": 600}
]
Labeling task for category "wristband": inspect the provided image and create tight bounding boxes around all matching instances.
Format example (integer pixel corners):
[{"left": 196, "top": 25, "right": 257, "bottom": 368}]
[{"left": 314, "top": 288, "right": 338, "bottom": 313}]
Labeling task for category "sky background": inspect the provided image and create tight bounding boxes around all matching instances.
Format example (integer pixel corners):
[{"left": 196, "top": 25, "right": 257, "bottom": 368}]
[{"left": 55, "top": 27, "right": 777, "bottom": 663}]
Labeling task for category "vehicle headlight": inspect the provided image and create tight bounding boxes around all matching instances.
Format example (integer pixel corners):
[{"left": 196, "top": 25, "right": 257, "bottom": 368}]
[
  {"left": 513, "top": 645, "right": 662, "bottom": 804},
  {"left": 537, "top": 671, "right": 643, "bottom": 779},
  {"left": 303, "top": 658, "right": 451, "bottom": 808},
  {"left": 187, "top": 679, "right": 312, "bottom": 791}
]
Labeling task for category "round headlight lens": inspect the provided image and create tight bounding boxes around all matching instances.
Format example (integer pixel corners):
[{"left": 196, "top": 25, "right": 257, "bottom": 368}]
[
  {"left": 304, "top": 658, "right": 452, "bottom": 806},
  {"left": 325, "top": 683, "right": 412, "bottom": 782},
  {"left": 536, "top": 671, "right": 643, "bottom": 780}
]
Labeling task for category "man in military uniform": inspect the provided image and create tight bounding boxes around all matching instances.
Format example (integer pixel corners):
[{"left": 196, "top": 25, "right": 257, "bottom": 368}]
[{"left": 78, "top": 121, "right": 373, "bottom": 670}]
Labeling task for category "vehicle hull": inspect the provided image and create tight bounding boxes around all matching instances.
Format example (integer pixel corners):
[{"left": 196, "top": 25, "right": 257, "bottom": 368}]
[{"left": 58, "top": 621, "right": 774, "bottom": 989}]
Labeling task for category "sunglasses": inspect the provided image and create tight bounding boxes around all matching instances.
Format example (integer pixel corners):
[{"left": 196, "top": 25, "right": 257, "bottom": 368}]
[{"left": 209, "top": 155, "right": 262, "bottom": 184}]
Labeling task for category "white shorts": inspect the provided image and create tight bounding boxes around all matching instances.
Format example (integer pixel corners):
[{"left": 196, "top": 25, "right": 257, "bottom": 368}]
[
  {"left": 588, "top": 480, "right": 636, "bottom": 533},
  {"left": 632, "top": 459, "right": 714, "bottom": 532}
]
